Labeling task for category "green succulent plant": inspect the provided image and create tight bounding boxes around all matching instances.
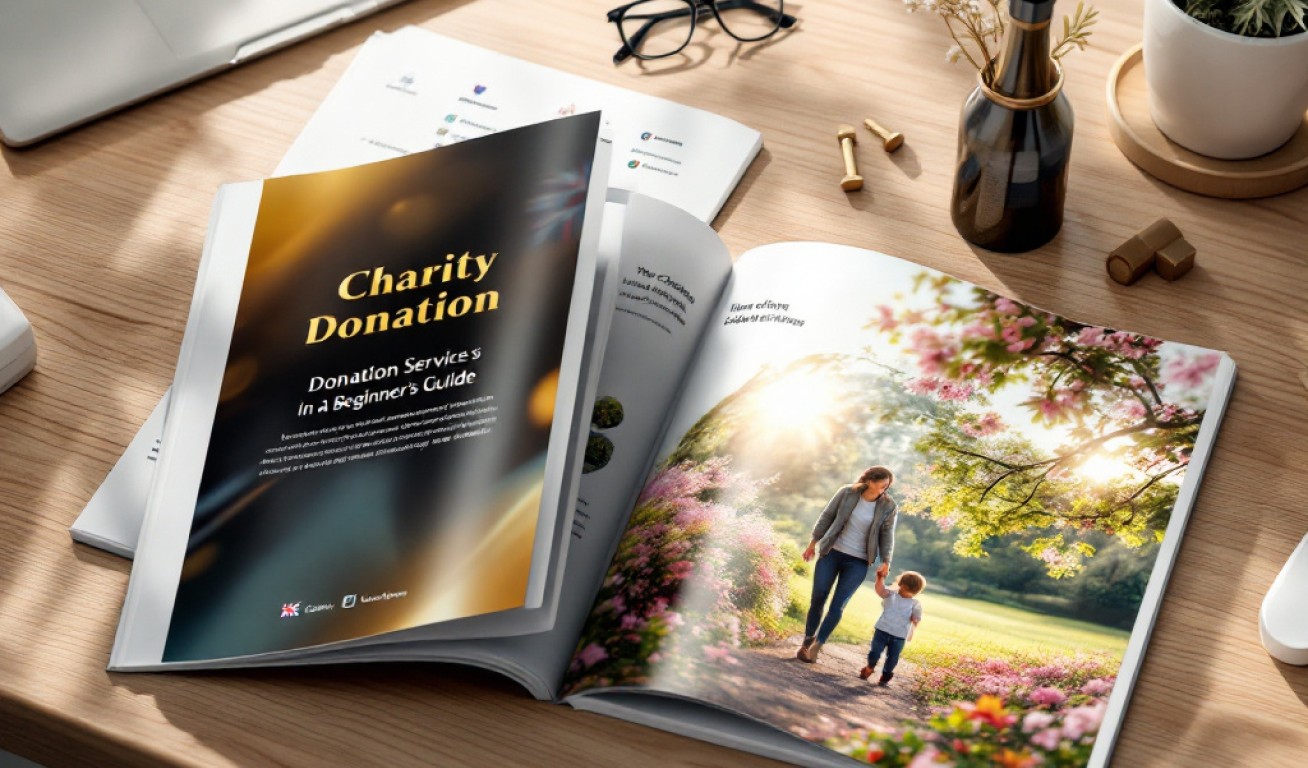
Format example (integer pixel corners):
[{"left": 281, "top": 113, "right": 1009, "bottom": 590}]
[{"left": 1179, "top": 0, "right": 1308, "bottom": 36}]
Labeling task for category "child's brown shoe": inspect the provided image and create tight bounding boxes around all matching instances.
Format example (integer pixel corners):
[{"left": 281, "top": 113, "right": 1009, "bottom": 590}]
[
  {"left": 877, "top": 671, "right": 894, "bottom": 686},
  {"left": 859, "top": 666, "right": 874, "bottom": 680}
]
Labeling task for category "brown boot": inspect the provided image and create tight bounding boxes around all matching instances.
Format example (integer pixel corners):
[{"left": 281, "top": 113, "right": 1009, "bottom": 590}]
[
  {"left": 796, "top": 636, "right": 816, "bottom": 661},
  {"left": 877, "top": 671, "right": 894, "bottom": 686},
  {"left": 859, "top": 666, "right": 875, "bottom": 680},
  {"left": 803, "top": 641, "right": 824, "bottom": 664}
]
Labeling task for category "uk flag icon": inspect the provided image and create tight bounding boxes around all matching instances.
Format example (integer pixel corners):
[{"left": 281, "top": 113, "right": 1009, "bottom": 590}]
[{"left": 280, "top": 602, "right": 300, "bottom": 618}]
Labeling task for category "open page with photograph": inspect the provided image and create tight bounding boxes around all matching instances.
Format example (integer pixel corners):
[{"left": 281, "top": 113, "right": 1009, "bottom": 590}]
[
  {"left": 110, "top": 114, "right": 610, "bottom": 670},
  {"left": 451, "top": 194, "right": 735, "bottom": 696},
  {"left": 562, "top": 242, "right": 1236, "bottom": 767}
]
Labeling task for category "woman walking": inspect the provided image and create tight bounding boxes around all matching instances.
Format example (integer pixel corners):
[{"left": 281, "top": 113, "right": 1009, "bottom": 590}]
[{"left": 797, "top": 465, "right": 897, "bottom": 663}]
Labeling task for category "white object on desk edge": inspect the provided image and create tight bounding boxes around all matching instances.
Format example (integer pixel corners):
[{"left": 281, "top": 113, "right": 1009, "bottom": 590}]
[
  {"left": 0, "top": 286, "right": 36, "bottom": 394},
  {"left": 1260, "top": 531, "right": 1308, "bottom": 665}
]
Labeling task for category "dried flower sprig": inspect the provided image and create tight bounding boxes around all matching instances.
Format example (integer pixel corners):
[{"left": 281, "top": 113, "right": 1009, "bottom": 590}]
[
  {"left": 905, "top": 0, "right": 1098, "bottom": 85},
  {"left": 1052, "top": 3, "right": 1100, "bottom": 59}
]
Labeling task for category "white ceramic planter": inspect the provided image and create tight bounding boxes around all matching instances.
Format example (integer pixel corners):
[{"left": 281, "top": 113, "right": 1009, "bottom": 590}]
[{"left": 1144, "top": 0, "right": 1308, "bottom": 159}]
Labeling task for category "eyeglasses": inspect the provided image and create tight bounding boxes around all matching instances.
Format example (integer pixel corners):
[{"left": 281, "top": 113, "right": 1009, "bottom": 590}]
[{"left": 607, "top": 0, "right": 798, "bottom": 64}]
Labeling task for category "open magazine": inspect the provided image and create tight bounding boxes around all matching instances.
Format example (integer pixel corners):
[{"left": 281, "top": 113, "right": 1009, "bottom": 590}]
[
  {"left": 101, "top": 170, "right": 1235, "bottom": 767},
  {"left": 553, "top": 229, "right": 1234, "bottom": 767}
]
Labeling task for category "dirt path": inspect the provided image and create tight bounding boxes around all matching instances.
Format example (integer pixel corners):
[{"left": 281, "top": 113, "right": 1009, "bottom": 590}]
[{"left": 693, "top": 636, "right": 931, "bottom": 740}]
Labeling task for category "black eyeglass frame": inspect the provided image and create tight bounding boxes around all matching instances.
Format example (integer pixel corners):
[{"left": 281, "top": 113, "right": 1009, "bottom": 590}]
[{"left": 606, "top": 0, "right": 797, "bottom": 64}]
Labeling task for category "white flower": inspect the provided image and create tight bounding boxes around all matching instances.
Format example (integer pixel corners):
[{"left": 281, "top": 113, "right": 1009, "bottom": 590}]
[{"left": 946, "top": 45, "right": 963, "bottom": 63}]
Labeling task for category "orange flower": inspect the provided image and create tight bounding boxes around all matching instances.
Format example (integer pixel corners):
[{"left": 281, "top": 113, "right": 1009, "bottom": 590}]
[
  {"left": 994, "top": 748, "right": 1037, "bottom": 768},
  {"left": 966, "top": 695, "right": 1016, "bottom": 728},
  {"left": 863, "top": 746, "right": 885, "bottom": 763}
]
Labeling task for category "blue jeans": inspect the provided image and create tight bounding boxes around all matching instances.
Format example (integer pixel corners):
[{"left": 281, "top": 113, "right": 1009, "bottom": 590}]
[
  {"left": 868, "top": 627, "right": 906, "bottom": 674},
  {"left": 804, "top": 550, "right": 870, "bottom": 643}
]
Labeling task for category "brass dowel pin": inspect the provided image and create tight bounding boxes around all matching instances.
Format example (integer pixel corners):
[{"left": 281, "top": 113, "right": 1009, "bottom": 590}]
[
  {"left": 863, "top": 117, "right": 904, "bottom": 152},
  {"left": 837, "top": 124, "right": 862, "bottom": 191}
]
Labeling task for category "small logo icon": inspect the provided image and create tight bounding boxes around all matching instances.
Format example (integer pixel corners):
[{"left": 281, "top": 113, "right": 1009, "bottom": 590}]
[
  {"left": 280, "top": 602, "right": 300, "bottom": 618},
  {"left": 627, "top": 160, "right": 640, "bottom": 169},
  {"left": 444, "top": 114, "right": 458, "bottom": 123},
  {"left": 342, "top": 595, "right": 357, "bottom": 609},
  {"left": 436, "top": 126, "right": 449, "bottom": 136},
  {"left": 473, "top": 84, "right": 487, "bottom": 95},
  {"left": 640, "top": 131, "right": 652, "bottom": 141},
  {"left": 388, "top": 73, "right": 417, "bottom": 92}
]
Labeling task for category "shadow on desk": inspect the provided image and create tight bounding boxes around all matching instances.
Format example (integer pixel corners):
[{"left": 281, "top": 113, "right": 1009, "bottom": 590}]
[
  {"left": 1275, "top": 659, "right": 1308, "bottom": 708},
  {"left": 112, "top": 662, "right": 533, "bottom": 766},
  {"left": 716, "top": 149, "right": 771, "bottom": 226},
  {"left": 107, "top": 661, "right": 764, "bottom": 767}
]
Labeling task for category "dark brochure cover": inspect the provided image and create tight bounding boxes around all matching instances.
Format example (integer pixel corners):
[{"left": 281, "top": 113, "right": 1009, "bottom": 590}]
[{"left": 162, "top": 113, "right": 602, "bottom": 661}]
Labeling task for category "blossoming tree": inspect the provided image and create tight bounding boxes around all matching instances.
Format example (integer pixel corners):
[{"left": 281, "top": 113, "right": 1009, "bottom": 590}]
[{"left": 874, "top": 274, "right": 1222, "bottom": 576}]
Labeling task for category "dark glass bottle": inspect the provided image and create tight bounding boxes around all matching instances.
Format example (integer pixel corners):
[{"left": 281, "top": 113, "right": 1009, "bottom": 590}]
[{"left": 950, "top": 0, "right": 1074, "bottom": 253}]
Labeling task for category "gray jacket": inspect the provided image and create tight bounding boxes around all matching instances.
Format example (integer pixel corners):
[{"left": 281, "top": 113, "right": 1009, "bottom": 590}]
[{"left": 811, "top": 484, "right": 897, "bottom": 563}]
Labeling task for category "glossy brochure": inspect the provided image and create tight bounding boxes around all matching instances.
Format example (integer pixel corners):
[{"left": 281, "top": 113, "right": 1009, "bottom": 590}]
[{"left": 110, "top": 113, "right": 611, "bottom": 669}]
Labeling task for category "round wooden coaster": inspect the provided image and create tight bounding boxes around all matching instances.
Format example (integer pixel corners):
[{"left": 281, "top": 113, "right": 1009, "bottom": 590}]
[{"left": 1106, "top": 43, "right": 1308, "bottom": 199}]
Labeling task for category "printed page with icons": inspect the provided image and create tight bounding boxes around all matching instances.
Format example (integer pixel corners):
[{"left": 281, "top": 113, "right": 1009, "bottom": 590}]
[{"left": 277, "top": 26, "right": 761, "bottom": 223}]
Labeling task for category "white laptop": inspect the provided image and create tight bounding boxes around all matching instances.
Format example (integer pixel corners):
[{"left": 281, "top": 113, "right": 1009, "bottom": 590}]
[{"left": 0, "top": 0, "right": 407, "bottom": 147}]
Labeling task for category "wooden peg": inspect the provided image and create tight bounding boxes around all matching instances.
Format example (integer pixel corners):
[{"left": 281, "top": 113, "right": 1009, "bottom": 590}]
[
  {"left": 863, "top": 117, "right": 904, "bottom": 152},
  {"left": 1155, "top": 237, "right": 1196, "bottom": 281},
  {"left": 1107, "top": 236, "right": 1154, "bottom": 285},
  {"left": 837, "top": 124, "right": 862, "bottom": 191},
  {"left": 1138, "top": 217, "right": 1183, "bottom": 253}
]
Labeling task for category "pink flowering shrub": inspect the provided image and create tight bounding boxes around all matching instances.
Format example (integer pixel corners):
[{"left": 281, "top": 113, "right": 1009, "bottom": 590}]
[
  {"left": 804, "top": 650, "right": 1117, "bottom": 764},
  {"left": 811, "top": 694, "right": 1109, "bottom": 767},
  {"left": 562, "top": 458, "right": 790, "bottom": 693},
  {"left": 908, "top": 651, "right": 1116, "bottom": 710}
]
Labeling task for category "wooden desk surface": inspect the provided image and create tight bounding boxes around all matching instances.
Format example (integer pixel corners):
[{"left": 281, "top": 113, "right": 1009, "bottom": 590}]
[{"left": 2, "top": 0, "right": 1305, "bottom": 765}]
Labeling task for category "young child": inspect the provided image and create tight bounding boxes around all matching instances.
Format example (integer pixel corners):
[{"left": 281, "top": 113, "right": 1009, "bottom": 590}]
[{"left": 859, "top": 569, "right": 925, "bottom": 686}]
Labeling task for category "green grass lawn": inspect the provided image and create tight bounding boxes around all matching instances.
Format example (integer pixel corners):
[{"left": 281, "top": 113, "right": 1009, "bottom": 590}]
[{"left": 783, "top": 572, "right": 1129, "bottom": 663}]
